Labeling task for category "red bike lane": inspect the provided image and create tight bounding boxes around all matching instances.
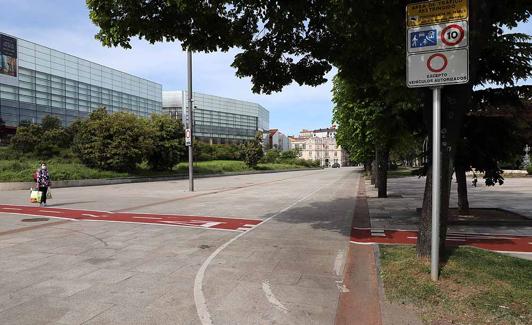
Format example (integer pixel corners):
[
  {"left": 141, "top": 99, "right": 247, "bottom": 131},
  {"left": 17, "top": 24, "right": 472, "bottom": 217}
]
[
  {"left": 351, "top": 226, "right": 532, "bottom": 253},
  {"left": 0, "top": 204, "right": 262, "bottom": 232}
]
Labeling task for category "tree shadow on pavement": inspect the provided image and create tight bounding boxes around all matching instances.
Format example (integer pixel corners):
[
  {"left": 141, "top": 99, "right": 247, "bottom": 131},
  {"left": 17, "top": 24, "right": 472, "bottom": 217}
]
[{"left": 271, "top": 197, "right": 357, "bottom": 237}]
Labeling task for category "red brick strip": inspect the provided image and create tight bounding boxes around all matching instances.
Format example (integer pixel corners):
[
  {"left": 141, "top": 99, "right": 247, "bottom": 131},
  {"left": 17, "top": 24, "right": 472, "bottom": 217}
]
[{"left": 336, "top": 175, "right": 383, "bottom": 325}]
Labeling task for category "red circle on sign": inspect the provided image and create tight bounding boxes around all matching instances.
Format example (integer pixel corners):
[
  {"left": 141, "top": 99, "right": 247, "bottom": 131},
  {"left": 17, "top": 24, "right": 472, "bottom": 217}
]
[
  {"left": 441, "top": 24, "right": 465, "bottom": 46},
  {"left": 427, "top": 53, "right": 448, "bottom": 73}
]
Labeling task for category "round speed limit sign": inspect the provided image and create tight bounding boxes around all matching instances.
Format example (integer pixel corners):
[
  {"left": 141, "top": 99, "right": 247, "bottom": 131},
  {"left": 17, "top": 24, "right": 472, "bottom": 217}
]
[{"left": 441, "top": 24, "right": 465, "bottom": 46}]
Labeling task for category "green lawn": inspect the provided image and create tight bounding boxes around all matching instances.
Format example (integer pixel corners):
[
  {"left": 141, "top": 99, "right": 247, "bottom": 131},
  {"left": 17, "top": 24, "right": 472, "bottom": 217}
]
[
  {"left": 380, "top": 245, "right": 532, "bottom": 325},
  {"left": 0, "top": 158, "right": 312, "bottom": 182}
]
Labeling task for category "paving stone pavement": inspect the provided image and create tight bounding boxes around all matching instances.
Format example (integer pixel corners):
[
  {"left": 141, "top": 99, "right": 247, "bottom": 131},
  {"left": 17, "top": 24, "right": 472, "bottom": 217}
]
[
  {"left": 365, "top": 176, "right": 532, "bottom": 259},
  {"left": 0, "top": 168, "right": 377, "bottom": 324}
]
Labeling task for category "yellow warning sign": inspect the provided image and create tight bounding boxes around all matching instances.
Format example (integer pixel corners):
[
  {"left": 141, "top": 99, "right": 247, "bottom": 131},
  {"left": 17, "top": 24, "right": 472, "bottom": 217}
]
[{"left": 407, "top": 0, "right": 468, "bottom": 27}]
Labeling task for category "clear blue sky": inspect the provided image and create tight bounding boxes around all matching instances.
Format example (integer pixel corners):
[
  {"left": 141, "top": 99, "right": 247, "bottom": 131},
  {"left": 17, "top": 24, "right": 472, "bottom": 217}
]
[{"left": 0, "top": 1, "right": 530, "bottom": 135}]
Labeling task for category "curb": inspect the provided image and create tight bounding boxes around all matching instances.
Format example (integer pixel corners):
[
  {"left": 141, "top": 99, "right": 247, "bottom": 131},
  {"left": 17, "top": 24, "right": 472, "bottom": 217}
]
[{"left": 0, "top": 167, "right": 323, "bottom": 191}]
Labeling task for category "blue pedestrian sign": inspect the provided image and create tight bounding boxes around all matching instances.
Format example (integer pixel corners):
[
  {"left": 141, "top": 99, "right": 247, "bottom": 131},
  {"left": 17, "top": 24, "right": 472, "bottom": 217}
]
[{"left": 410, "top": 30, "right": 437, "bottom": 48}]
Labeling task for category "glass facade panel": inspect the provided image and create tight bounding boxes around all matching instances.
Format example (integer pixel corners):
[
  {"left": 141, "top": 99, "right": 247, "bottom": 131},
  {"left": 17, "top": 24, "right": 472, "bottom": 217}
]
[
  {"left": 162, "top": 91, "right": 269, "bottom": 142},
  {"left": 1, "top": 34, "right": 162, "bottom": 127}
]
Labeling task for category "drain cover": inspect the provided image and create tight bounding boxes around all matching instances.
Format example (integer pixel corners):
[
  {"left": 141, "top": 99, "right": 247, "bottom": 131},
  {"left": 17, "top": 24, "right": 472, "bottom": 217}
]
[{"left": 21, "top": 218, "right": 50, "bottom": 222}]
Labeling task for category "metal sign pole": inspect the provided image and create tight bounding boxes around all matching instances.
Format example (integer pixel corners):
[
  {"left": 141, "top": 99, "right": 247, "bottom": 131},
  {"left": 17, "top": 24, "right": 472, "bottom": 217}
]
[
  {"left": 431, "top": 86, "right": 441, "bottom": 281},
  {"left": 187, "top": 49, "right": 194, "bottom": 192}
]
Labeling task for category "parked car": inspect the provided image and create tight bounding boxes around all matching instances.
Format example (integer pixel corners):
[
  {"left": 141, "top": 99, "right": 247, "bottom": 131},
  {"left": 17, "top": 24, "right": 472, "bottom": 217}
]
[{"left": 332, "top": 163, "right": 340, "bottom": 168}]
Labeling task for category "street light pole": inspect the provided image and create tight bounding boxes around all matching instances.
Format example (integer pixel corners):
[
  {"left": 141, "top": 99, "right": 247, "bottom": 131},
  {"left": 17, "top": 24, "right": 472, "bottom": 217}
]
[
  {"left": 187, "top": 49, "right": 194, "bottom": 192},
  {"left": 431, "top": 86, "right": 441, "bottom": 281}
]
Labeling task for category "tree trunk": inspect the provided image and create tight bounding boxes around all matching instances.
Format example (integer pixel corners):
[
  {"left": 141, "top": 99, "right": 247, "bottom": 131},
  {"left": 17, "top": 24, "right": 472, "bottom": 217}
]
[
  {"left": 455, "top": 163, "right": 470, "bottom": 215},
  {"left": 439, "top": 155, "right": 454, "bottom": 250},
  {"left": 371, "top": 159, "right": 377, "bottom": 186},
  {"left": 417, "top": 0, "right": 484, "bottom": 259},
  {"left": 417, "top": 167, "right": 432, "bottom": 258},
  {"left": 376, "top": 146, "right": 389, "bottom": 198}
]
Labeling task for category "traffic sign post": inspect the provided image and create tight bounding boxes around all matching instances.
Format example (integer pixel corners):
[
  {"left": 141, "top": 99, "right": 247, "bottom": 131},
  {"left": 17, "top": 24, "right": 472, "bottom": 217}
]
[{"left": 406, "top": 0, "right": 469, "bottom": 281}]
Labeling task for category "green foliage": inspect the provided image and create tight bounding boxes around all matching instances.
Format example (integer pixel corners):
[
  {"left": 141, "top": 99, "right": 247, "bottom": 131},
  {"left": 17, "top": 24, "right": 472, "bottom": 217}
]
[
  {"left": 261, "top": 149, "right": 281, "bottom": 163},
  {"left": 260, "top": 149, "right": 314, "bottom": 168},
  {"left": 10, "top": 123, "right": 40, "bottom": 153},
  {"left": 193, "top": 142, "right": 242, "bottom": 161},
  {"left": 146, "top": 114, "right": 186, "bottom": 171},
  {"left": 73, "top": 108, "right": 152, "bottom": 172},
  {"left": 528, "top": 166, "right": 532, "bottom": 175},
  {"left": 40, "top": 115, "right": 63, "bottom": 131},
  {"left": 10, "top": 116, "right": 71, "bottom": 158},
  {"left": 240, "top": 131, "right": 264, "bottom": 168},
  {"left": 279, "top": 149, "right": 298, "bottom": 160},
  {"left": 0, "top": 118, "right": 10, "bottom": 145}
]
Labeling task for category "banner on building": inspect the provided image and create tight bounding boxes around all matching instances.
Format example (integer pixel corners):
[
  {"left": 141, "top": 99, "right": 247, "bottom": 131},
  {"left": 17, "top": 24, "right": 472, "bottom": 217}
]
[{"left": 0, "top": 34, "right": 18, "bottom": 86}]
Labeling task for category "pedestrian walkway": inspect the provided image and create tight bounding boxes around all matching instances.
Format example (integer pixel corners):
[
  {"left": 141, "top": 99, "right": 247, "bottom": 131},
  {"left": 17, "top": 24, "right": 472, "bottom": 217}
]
[{"left": 360, "top": 176, "right": 532, "bottom": 258}]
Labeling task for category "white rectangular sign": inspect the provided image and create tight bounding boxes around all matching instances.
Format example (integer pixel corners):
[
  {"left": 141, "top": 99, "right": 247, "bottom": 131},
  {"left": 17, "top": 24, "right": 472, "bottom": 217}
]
[
  {"left": 185, "top": 128, "right": 192, "bottom": 146},
  {"left": 407, "top": 20, "right": 468, "bottom": 53},
  {"left": 407, "top": 48, "right": 469, "bottom": 88}
]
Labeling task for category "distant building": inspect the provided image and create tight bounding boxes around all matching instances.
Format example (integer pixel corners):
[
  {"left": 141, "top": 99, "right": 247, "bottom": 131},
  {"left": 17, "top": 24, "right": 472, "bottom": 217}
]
[
  {"left": 290, "top": 126, "right": 348, "bottom": 167},
  {"left": 163, "top": 91, "right": 269, "bottom": 144},
  {"left": 0, "top": 32, "right": 162, "bottom": 128},
  {"left": 264, "top": 128, "right": 290, "bottom": 151}
]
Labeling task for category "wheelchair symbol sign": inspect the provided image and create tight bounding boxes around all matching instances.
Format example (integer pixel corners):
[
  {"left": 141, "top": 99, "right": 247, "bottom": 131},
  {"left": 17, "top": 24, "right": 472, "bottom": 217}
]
[{"left": 410, "top": 30, "right": 437, "bottom": 48}]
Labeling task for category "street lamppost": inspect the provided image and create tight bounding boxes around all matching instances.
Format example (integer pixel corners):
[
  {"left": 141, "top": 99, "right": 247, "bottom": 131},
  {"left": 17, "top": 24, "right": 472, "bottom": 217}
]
[{"left": 187, "top": 49, "right": 194, "bottom": 192}]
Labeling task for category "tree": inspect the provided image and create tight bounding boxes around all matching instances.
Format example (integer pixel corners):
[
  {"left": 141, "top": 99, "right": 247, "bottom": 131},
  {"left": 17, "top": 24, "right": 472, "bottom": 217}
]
[
  {"left": 10, "top": 116, "right": 70, "bottom": 158},
  {"left": 87, "top": 0, "right": 531, "bottom": 257},
  {"left": 146, "top": 114, "right": 186, "bottom": 171},
  {"left": 73, "top": 108, "right": 152, "bottom": 171},
  {"left": 241, "top": 131, "right": 264, "bottom": 168},
  {"left": 41, "top": 115, "right": 63, "bottom": 131},
  {"left": 261, "top": 148, "right": 281, "bottom": 163},
  {"left": 453, "top": 86, "right": 531, "bottom": 214},
  {"left": 10, "top": 123, "right": 40, "bottom": 153},
  {"left": 0, "top": 118, "right": 8, "bottom": 145},
  {"left": 332, "top": 76, "right": 422, "bottom": 198},
  {"left": 415, "top": 2, "right": 531, "bottom": 256}
]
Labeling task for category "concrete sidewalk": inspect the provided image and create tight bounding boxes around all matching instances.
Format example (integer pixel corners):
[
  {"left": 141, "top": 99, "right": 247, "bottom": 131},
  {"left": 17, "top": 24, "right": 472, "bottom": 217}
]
[{"left": 365, "top": 176, "right": 532, "bottom": 259}]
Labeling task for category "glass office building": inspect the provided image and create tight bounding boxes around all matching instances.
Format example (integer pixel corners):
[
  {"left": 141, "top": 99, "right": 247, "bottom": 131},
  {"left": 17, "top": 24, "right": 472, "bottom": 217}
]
[
  {"left": 0, "top": 32, "right": 162, "bottom": 127},
  {"left": 163, "top": 91, "right": 269, "bottom": 144}
]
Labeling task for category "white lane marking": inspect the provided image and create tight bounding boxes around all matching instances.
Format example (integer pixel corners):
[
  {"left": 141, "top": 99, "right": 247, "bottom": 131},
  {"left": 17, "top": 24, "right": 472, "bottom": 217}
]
[
  {"left": 350, "top": 241, "right": 377, "bottom": 245},
  {"left": 131, "top": 216, "right": 162, "bottom": 220},
  {"left": 262, "top": 281, "right": 288, "bottom": 313},
  {"left": 336, "top": 281, "right": 350, "bottom": 293},
  {"left": 194, "top": 182, "right": 330, "bottom": 325},
  {"left": 407, "top": 236, "right": 417, "bottom": 239},
  {"left": 495, "top": 250, "right": 532, "bottom": 255},
  {"left": 0, "top": 212, "right": 77, "bottom": 222},
  {"left": 79, "top": 219, "right": 240, "bottom": 232},
  {"left": 82, "top": 214, "right": 101, "bottom": 218},
  {"left": 40, "top": 210, "right": 61, "bottom": 213},
  {"left": 1, "top": 207, "right": 22, "bottom": 211},
  {"left": 334, "top": 249, "right": 345, "bottom": 276},
  {"left": 197, "top": 221, "right": 223, "bottom": 228}
]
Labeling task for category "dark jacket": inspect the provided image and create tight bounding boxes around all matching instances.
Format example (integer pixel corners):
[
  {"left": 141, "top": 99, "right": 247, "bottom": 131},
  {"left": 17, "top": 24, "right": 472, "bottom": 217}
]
[{"left": 36, "top": 169, "right": 51, "bottom": 187}]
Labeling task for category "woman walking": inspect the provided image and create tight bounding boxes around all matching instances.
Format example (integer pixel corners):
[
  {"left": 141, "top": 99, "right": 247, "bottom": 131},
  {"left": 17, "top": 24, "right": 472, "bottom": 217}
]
[{"left": 35, "top": 162, "right": 51, "bottom": 207}]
